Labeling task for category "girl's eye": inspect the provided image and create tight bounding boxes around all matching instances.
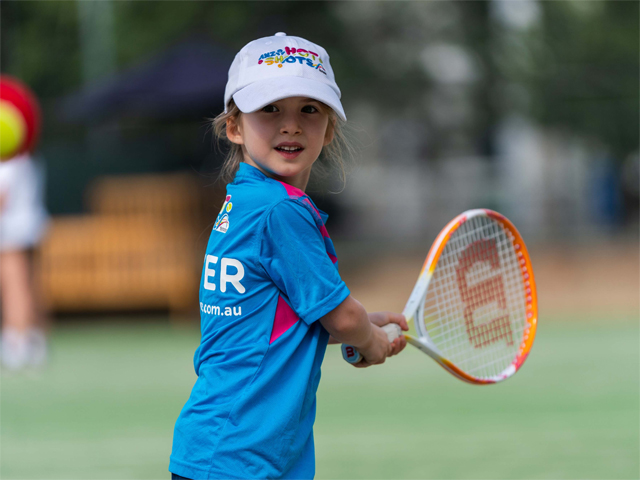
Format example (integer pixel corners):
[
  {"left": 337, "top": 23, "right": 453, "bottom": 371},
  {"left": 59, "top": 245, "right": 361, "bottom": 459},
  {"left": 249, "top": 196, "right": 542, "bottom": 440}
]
[
  {"left": 302, "top": 105, "right": 318, "bottom": 114},
  {"left": 262, "top": 105, "right": 278, "bottom": 113}
]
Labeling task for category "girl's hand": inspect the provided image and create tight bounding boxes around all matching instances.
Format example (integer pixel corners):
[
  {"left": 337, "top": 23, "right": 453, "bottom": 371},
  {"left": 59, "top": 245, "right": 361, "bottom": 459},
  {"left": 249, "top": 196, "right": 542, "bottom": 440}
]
[
  {"left": 367, "top": 311, "right": 409, "bottom": 357},
  {"left": 352, "top": 324, "right": 394, "bottom": 368}
]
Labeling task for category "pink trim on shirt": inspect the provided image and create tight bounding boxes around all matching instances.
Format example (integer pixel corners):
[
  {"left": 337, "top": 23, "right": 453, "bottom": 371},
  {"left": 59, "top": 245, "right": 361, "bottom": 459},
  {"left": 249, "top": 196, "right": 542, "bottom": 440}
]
[
  {"left": 301, "top": 198, "right": 326, "bottom": 226},
  {"left": 277, "top": 181, "right": 306, "bottom": 200},
  {"left": 270, "top": 295, "right": 300, "bottom": 344},
  {"left": 275, "top": 180, "right": 337, "bottom": 267},
  {"left": 318, "top": 224, "right": 330, "bottom": 239},
  {"left": 276, "top": 181, "right": 324, "bottom": 224}
]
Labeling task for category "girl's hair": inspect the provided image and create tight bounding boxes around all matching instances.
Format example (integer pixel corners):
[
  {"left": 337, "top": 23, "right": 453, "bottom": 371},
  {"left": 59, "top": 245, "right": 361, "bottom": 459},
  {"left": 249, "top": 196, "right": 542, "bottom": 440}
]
[{"left": 211, "top": 99, "right": 354, "bottom": 188}]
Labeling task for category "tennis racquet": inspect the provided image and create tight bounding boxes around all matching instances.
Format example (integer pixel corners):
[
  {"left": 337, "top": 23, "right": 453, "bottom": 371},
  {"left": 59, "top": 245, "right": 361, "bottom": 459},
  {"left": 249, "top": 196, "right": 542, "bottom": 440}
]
[{"left": 341, "top": 209, "right": 538, "bottom": 385}]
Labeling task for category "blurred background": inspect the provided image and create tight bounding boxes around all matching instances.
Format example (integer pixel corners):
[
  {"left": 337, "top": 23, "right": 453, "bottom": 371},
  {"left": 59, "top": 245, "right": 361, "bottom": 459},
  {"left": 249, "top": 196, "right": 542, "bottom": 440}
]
[{"left": 2, "top": 1, "right": 638, "bottom": 479}]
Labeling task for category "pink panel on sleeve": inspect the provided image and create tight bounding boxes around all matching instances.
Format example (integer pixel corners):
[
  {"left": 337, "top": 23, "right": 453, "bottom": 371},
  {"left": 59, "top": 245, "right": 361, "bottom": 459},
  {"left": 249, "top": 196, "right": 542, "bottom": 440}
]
[
  {"left": 270, "top": 295, "right": 300, "bottom": 344},
  {"left": 275, "top": 180, "right": 337, "bottom": 263}
]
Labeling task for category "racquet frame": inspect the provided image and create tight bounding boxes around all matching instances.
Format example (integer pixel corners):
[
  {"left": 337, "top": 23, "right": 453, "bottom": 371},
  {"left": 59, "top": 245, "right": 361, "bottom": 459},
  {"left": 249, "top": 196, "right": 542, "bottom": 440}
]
[{"left": 401, "top": 209, "right": 538, "bottom": 385}]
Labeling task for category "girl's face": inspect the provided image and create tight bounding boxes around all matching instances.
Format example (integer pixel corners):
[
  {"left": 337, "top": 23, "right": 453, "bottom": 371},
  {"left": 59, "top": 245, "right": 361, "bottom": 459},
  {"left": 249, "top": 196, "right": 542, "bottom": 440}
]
[{"left": 227, "top": 96, "right": 334, "bottom": 190}]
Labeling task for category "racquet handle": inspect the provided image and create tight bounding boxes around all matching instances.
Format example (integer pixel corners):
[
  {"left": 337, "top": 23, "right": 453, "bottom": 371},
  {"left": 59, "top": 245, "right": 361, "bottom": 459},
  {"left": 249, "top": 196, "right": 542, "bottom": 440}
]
[{"left": 341, "top": 323, "right": 402, "bottom": 364}]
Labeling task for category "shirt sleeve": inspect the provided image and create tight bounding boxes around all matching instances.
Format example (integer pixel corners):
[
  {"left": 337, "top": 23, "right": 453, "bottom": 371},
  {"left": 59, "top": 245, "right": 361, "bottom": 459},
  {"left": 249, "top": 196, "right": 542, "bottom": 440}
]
[{"left": 259, "top": 199, "right": 350, "bottom": 324}]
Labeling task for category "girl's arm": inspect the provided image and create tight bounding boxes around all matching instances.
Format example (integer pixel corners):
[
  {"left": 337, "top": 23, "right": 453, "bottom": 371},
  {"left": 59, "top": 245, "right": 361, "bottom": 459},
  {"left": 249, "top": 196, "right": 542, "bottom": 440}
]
[{"left": 320, "top": 296, "right": 408, "bottom": 367}]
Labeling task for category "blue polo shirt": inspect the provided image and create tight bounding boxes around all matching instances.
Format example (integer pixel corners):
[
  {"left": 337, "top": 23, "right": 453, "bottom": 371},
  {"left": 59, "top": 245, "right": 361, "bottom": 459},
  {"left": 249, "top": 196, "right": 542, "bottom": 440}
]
[{"left": 170, "top": 163, "right": 350, "bottom": 479}]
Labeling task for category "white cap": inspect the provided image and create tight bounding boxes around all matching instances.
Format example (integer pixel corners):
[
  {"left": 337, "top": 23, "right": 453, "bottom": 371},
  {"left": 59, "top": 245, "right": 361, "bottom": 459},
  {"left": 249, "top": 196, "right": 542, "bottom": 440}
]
[{"left": 224, "top": 32, "right": 346, "bottom": 121}]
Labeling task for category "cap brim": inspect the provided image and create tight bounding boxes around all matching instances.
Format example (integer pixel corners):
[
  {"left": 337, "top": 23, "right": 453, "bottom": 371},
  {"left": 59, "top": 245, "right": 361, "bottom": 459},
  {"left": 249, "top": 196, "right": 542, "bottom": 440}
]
[{"left": 232, "top": 76, "right": 346, "bottom": 121}]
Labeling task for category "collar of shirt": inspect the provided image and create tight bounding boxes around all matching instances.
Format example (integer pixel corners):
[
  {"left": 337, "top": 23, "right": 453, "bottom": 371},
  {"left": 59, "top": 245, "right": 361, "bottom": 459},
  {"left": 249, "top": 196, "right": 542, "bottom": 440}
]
[
  {"left": 233, "top": 162, "right": 329, "bottom": 225},
  {"left": 234, "top": 162, "right": 268, "bottom": 182}
]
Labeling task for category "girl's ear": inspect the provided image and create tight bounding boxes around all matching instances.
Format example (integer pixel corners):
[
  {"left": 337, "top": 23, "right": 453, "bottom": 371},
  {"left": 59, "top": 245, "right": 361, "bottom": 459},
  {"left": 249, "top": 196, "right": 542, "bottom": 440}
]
[
  {"left": 226, "top": 117, "right": 244, "bottom": 145},
  {"left": 323, "top": 117, "right": 336, "bottom": 146}
]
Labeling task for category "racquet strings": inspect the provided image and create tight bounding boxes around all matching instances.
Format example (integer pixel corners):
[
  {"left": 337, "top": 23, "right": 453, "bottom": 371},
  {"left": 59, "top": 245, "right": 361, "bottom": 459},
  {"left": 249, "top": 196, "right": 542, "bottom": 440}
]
[{"left": 422, "top": 216, "right": 527, "bottom": 380}]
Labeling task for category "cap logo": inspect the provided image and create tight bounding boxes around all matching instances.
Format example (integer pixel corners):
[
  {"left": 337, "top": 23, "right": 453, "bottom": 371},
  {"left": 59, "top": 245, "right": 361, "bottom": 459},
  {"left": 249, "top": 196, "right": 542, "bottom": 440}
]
[{"left": 257, "top": 46, "right": 326, "bottom": 75}]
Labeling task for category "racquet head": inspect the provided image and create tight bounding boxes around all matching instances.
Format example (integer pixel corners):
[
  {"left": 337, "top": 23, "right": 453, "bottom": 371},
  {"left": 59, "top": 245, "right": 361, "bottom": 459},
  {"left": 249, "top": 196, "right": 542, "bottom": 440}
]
[{"left": 403, "top": 209, "right": 537, "bottom": 384}]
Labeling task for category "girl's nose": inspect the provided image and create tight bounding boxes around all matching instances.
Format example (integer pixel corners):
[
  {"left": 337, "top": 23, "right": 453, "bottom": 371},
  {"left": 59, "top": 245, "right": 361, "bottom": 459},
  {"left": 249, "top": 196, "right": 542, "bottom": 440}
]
[{"left": 280, "top": 114, "right": 302, "bottom": 136}]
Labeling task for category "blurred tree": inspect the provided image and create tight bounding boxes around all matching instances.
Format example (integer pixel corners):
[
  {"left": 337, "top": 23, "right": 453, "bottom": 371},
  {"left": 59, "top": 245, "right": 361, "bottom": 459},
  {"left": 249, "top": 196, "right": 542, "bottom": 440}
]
[
  {"left": 491, "top": 0, "right": 639, "bottom": 160},
  {"left": 1, "top": 2, "right": 82, "bottom": 99},
  {"left": 3, "top": 1, "right": 637, "bottom": 155},
  {"left": 1, "top": 0, "right": 637, "bottom": 214}
]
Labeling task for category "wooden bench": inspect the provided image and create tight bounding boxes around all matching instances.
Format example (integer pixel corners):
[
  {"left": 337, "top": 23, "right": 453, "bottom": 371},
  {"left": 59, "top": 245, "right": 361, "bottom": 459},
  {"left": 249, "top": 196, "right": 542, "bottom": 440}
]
[{"left": 37, "top": 173, "right": 219, "bottom": 315}]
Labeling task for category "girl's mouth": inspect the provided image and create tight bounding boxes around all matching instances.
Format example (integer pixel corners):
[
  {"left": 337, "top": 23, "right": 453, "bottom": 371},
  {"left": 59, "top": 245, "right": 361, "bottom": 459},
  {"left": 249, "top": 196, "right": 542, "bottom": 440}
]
[{"left": 275, "top": 145, "right": 304, "bottom": 159}]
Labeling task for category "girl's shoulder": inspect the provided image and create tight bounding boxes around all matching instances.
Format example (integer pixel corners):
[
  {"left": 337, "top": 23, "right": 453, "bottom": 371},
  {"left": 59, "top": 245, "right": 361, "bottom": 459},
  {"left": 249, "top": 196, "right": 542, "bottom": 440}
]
[{"left": 229, "top": 164, "right": 324, "bottom": 229}]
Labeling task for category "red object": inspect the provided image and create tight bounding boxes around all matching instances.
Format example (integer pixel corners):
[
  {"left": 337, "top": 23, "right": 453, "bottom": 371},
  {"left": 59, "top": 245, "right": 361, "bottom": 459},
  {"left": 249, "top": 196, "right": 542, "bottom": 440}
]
[{"left": 0, "top": 75, "right": 42, "bottom": 157}]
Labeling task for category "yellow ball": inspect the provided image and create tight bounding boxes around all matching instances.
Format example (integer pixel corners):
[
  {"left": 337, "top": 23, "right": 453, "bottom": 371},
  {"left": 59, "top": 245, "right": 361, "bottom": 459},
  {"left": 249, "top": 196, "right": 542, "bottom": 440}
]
[{"left": 0, "top": 100, "right": 27, "bottom": 161}]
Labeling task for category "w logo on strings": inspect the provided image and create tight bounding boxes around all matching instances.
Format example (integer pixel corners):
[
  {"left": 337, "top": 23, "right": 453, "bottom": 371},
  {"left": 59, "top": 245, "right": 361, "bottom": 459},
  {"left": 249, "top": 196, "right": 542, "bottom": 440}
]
[{"left": 455, "top": 239, "right": 514, "bottom": 349}]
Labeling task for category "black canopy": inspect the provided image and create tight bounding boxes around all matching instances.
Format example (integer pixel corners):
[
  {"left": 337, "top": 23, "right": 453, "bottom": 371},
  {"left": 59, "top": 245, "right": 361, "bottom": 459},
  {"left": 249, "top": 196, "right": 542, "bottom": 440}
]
[{"left": 60, "top": 39, "right": 233, "bottom": 122}]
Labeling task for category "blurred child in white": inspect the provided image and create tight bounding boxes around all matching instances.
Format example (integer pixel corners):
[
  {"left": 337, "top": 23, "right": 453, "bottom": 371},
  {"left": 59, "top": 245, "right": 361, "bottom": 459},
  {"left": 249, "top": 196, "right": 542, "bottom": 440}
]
[
  {"left": 169, "top": 33, "right": 407, "bottom": 480},
  {"left": 0, "top": 76, "right": 49, "bottom": 371}
]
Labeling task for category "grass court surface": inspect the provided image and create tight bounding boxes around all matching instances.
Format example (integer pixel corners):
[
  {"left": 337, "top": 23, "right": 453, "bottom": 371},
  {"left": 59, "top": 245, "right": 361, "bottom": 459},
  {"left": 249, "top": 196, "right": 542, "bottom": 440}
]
[{"left": 2, "top": 315, "right": 638, "bottom": 479}]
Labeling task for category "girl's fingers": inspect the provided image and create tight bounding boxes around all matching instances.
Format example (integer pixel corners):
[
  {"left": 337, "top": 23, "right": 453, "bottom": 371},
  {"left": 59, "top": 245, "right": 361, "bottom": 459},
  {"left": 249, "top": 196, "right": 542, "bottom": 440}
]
[
  {"left": 389, "top": 334, "right": 407, "bottom": 358},
  {"left": 389, "top": 313, "right": 409, "bottom": 331},
  {"left": 370, "top": 311, "right": 408, "bottom": 331},
  {"left": 397, "top": 336, "right": 407, "bottom": 353},
  {"left": 353, "top": 334, "right": 407, "bottom": 366},
  {"left": 388, "top": 336, "right": 406, "bottom": 356},
  {"left": 352, "top": 358, "right": 372, "bottom": 368}
]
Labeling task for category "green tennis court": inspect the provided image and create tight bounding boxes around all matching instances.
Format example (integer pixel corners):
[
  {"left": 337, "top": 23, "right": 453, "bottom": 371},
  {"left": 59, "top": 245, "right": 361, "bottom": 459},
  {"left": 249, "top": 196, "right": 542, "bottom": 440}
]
[{"left": 2, "top": 316, "right": 638, "bottom": 479}]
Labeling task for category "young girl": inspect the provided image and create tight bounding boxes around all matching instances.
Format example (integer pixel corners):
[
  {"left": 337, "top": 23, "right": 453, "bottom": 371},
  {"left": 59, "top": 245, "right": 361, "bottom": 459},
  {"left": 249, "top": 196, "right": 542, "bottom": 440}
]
[{"left": 170, "top": 33, "right": 407, "bottom": 480}]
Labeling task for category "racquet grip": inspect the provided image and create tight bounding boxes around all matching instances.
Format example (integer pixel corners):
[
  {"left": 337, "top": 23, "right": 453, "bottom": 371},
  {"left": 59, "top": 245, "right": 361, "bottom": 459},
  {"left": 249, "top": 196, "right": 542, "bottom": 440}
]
[{"left": 341, "top": 323, "right": 402, "bottom": 364}]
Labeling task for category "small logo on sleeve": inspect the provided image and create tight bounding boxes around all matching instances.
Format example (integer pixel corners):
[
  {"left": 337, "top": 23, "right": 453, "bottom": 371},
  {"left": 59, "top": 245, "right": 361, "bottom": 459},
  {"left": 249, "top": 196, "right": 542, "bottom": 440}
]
[{"left": 214, "top": 195, "right": 233, "bottom": 233}]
